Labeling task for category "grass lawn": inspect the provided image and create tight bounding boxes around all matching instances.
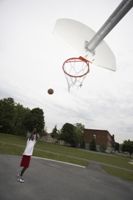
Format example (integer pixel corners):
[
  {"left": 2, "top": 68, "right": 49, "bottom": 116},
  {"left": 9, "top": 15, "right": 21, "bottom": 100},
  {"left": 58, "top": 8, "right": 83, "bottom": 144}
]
[{"left": 0, "top": 133, "right": 133, "bottom": 181}]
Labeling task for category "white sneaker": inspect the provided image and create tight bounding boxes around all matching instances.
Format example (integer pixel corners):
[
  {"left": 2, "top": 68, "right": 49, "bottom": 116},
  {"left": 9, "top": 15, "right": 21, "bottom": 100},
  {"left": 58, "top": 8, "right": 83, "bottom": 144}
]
[{"left": 19, "top": 177, "right": 24, "bottom": 183}]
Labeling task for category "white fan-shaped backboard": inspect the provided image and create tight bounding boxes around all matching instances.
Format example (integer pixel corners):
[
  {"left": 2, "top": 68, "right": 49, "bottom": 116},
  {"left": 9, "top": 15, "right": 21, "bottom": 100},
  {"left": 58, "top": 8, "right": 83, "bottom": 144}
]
[{"left": 53, "top": 18, "right": 116, "bottom": 71}]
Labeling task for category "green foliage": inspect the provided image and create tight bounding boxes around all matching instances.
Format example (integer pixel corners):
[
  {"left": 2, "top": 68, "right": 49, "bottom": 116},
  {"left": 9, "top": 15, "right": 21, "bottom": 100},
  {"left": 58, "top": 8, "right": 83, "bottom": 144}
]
[
  {"left": 122, "top": 140, "right": 133, "bottom": 158},
  {"left": 60, "top": 123, "right": 79, "bottom": 147},
  {"left": 59, "top": 123, "right": 85, "bottom": 147},
  {"left": 0, "top": 97, "right": 45, "bottom": 136},
  {"left": 89, "top": 138, "right": 96, "bottom": 151},
  {"left": 0, "top": 98, "right": 15, "bottom": 133},
  {"left": 99, "top": 144, "right": 106, "bottom": 152},
  {"left": 74, "top": 123, "right": 85, "bottom": 148},
  {"left": 13, "top": 104, "right": 30, "bottom": 135},
  {"left": 51, "top": 125, "right": 59, "bottom": 139},
  {"left": 114, "top": 142, "right": 120, "bottom": 152},
  {"left": 23, "top": 108, "right": 45, "bottom": 133}
]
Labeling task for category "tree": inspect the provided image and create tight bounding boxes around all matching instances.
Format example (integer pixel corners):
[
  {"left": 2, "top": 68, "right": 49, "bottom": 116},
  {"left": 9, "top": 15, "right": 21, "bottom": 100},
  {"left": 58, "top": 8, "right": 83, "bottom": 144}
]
[
  {"left": 0, "top": 97, "right": 45, "bottom": 136},
  {"left": 31, "top": 108, "right": 45, "bottom": 132},
  {"left": 13, "top": 104, "right": 30, "bottom": 135},
  {"left": 114, "top": 142, "right": 120, "bottom": 152},
  {"left": 122, "top": 140, "right": 133, "bottom": 158},
  {"left": 24, "top": 108, "right": 45, "bottom": 133},
  {"left": 60, "top": 123, "right": 79, "bottom": 147},
  {"left": 0, "top": 98, "right": 15, "bottom": 133},
  {"left": 74, "top": 123, "right": 85, "bottom": 147},
  {"left": 51, "top": 125, "right": 59, "bottom": 139},
  {"left": 90, "top": 138, "right": 96, "bottom": 151}
]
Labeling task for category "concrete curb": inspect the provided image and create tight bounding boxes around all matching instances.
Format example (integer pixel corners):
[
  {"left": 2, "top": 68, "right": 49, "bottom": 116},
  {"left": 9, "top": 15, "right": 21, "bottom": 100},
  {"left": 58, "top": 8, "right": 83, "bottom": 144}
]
[{"left": 32, "top": 156, "right": 86, "bottom": 168}]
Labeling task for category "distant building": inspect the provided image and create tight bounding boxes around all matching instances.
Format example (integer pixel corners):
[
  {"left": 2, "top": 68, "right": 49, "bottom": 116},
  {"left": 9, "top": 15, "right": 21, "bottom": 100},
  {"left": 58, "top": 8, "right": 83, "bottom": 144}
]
[
  {"left": 83, "top": 128, "right": 115, "bottom": 153},
  {"left": 42, "top": 133, "right": 55, "bottom": 143}
]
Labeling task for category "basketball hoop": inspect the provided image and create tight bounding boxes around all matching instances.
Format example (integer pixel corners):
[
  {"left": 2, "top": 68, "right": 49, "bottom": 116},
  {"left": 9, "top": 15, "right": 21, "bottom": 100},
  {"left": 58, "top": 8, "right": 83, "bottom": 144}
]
[{"left": 62, "top": 56, "right": 91, "bottom": 91}]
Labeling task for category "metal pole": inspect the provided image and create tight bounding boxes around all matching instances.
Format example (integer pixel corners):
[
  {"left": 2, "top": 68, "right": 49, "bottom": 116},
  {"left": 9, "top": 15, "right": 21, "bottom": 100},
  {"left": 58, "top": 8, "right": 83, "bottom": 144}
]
[{"left": 86, "top": 0, "right": 133, "bottom": 53}]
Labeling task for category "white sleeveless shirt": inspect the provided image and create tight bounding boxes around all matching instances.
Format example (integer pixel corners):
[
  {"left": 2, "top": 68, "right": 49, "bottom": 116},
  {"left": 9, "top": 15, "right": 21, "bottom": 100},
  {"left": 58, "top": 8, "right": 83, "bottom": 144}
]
[{"left": 23, "top": 137, "right": 36, "bottom": 156}]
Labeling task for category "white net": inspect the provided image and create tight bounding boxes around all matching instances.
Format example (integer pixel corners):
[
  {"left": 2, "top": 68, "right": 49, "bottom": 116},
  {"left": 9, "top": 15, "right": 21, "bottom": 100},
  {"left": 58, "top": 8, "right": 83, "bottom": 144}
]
[{"left": 62, "top": 57, "right": 90, "bottom": 91}]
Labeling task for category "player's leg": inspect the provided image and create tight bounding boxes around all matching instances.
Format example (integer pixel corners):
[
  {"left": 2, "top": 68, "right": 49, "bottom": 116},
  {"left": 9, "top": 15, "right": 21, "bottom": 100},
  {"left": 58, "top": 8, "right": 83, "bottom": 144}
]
[
  {"left": 17, "top": 155, "right": 31, "bottom": 183},
  {"left": 20, "top": 167, "right": 27, "bottom": 176},
  {"left": 17, "top": 167, "right": 27, "bottom": 183}
]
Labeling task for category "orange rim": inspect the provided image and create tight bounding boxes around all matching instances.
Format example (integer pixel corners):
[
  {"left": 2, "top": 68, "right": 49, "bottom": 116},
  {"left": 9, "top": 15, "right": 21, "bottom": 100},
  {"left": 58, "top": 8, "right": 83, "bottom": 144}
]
[{"left": 62, "top": 56, "right": 90, "bottom": 78}]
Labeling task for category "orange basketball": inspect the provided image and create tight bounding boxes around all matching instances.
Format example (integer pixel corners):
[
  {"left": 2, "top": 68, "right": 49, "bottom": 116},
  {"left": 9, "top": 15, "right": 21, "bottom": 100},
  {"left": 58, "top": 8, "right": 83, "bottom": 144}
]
[{"left": 47, "top": 88, "right": 54, "bottom": 95}]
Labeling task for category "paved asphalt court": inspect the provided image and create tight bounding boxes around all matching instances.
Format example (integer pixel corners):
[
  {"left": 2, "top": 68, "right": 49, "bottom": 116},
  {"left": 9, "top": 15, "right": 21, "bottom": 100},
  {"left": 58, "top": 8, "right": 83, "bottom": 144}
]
[{"left": 0, "top": 155, "right": 133, "bottom": 200}]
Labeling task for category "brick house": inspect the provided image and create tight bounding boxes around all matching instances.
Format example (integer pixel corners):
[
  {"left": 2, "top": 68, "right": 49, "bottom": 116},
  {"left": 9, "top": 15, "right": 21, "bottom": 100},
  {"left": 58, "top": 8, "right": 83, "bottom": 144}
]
[{"left": 83, "top": 128, "right": 115, "bottom": 153}]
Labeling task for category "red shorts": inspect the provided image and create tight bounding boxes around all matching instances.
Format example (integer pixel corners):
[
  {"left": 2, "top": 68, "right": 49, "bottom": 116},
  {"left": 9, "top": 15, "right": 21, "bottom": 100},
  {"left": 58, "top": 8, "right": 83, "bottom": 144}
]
[{"left": 20, "top": 155, "right": 31, "bottom": 168}]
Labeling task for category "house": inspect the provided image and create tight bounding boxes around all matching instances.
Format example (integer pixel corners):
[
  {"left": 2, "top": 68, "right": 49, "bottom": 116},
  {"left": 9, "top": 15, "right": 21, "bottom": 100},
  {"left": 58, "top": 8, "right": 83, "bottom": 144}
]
[
  {"left": 83, "top": 128, "right": 115, "bottom": 153},
  {"left": 41, "top": 133, "right": 55, "bottom": 143}
]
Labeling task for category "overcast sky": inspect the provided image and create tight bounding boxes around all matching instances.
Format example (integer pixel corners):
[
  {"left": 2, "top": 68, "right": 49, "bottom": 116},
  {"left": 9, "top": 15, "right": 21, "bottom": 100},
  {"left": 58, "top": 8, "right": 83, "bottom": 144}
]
[{"left": 0, "top": 0, "right": 133, "bottom": 143}]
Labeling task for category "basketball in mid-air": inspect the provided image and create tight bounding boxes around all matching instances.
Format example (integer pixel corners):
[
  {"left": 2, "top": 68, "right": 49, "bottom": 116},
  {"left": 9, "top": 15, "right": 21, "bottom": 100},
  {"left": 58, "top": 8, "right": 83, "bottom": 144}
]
[{"left": 47, "top": 88, "right": 54, "bottom": 95}]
